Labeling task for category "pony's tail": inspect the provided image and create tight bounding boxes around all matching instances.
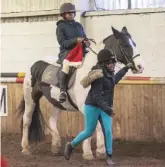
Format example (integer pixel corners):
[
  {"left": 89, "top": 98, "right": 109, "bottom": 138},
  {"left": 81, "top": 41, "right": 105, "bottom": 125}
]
[{"left": 28, "top": 100, "right": 45, "bottom": 142}]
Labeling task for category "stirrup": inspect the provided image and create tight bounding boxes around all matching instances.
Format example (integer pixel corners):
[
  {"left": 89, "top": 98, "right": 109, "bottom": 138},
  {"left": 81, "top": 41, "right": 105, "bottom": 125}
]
[{"left": 59, "top": 91, "right": 67, "bottom": 103}]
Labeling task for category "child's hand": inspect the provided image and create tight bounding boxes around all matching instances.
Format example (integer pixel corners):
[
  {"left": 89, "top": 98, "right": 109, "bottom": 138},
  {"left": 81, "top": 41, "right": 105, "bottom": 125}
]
[{"left": 77, "top": 37, "right": 84, "bottom": 43}]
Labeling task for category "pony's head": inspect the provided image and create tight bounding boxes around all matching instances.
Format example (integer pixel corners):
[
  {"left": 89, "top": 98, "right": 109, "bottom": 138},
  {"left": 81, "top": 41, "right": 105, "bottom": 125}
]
[{"left": 103, "top": 26, "right": 144, "bottom": 74}]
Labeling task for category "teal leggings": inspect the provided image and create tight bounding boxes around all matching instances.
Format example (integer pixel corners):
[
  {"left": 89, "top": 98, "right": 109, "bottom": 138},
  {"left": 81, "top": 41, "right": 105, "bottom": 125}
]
[{"left": 71, "top": 104, "right": 113, "bottom": 155}]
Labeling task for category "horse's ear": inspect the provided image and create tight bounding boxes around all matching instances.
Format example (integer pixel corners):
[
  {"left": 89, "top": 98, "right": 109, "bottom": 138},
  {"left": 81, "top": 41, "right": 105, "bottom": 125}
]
[
  {"left": 121, "top": 26, "right": 128, "bottom": 34},
  {"left": 122, "top": 26, "right": 131, "bottom": 37},
  {"left": 111, "top": 26, "right": 120, "bottom": 38}
]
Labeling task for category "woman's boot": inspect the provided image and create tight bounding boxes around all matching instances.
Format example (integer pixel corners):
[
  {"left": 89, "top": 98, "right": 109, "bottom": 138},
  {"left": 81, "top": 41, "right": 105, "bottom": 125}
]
[
  {"left": 106, "top": 154, "right": 115, "bottom": 166},
  {"left": 64, "top": 142, "right": 73, "bottom": 160}
]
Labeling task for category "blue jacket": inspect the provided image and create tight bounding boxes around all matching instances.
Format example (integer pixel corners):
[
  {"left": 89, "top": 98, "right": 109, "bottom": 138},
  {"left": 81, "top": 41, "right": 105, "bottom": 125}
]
[
  {"left": 85, "top": 65, "right": 128, "bottom": 116},
  {"left": 56, "top": 19, "right": 87, "bottom": 64}
]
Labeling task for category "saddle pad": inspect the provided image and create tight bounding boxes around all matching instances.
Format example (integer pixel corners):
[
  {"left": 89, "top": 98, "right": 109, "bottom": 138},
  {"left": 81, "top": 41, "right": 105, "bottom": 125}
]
[{"left": 41, "top": 64, "right": 76, "bottom": 89}]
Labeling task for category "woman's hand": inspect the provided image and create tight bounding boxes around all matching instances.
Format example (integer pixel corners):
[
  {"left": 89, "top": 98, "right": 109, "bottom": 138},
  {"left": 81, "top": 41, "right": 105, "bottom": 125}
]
[
  {"left": 110, "top": 107, "right": 115, "bottom": 117},
  {"left": 106, "top": 107, "right": 115, "bottom": 117},
  {"left": 126, "top": 63, "right": 133, "bottom": 69},
  {"left": 111, "top": 110, "right": 115, "bottom": 117}
]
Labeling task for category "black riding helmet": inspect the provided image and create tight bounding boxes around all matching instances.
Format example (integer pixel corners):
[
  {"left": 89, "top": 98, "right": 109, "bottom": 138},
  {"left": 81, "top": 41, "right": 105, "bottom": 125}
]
[
  {"left": 60, "top": 3, "right": 76, "bottom": 16},
  {"left": 97, "top": 49, "right": 117, "bottom": 64}
]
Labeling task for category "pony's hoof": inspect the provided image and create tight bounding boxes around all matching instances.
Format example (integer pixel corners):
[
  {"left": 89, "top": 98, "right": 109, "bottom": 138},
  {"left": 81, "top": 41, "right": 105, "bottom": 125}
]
[
  {"left": 82, "top": 153, "right": 95, "bottom": 160},
  {"left": 96, "top": 152, "right": 106, "bottom": 160},
  {"left": 22, "top": 150, "right": 31, "bottom": 155},
  {"left": 51, "top": 146, "right": 61, "bottom": 155}
]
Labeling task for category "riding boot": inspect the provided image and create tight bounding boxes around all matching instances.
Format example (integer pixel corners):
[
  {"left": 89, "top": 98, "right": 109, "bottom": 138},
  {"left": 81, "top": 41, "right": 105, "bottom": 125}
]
[
  {"left": 59, "top": 71, "right": 68, "bottom": 103},
  {"left": 106, "top": 154, "right": 115, "bottom": 166},
  {"left": 64, "top": 142, "right": 74, "bottom": 160}
]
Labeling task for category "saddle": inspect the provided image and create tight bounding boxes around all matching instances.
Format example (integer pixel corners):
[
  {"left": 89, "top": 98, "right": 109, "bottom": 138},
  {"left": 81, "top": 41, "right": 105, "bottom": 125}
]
[
  {"left": 41, "top": 63, "right": 78, "bottom": 109},
  {"left": 41, "top": 64, "right": 76, "bottom": 88}
]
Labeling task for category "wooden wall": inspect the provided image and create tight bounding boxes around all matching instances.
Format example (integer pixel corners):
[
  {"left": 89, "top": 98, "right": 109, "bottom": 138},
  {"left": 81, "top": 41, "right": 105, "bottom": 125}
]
[
  {"left": 1, "top": 83, "right": 165, "bottom": 142},
  {"left": 1, "top": 0, "right": 73, "bottom": 14}
]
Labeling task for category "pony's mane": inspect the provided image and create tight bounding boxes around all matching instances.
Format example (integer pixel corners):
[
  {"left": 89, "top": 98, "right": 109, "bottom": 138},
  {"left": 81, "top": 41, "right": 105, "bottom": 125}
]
[{"left": 103, "top": 35, "right": 112, "bottom": 44}]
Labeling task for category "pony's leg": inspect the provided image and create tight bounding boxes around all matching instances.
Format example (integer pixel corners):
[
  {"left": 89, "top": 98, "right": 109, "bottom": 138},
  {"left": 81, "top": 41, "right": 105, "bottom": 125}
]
[
  {"left": 21, "top": 87, "right": 35, "bottom": 155},
  {"left": 49, "top": 106, "right": 61, "bottom": 154},
  {"left": 82, "top": 137, "right": 95, "bottom": 160},
  {"left": 96, "top": 122, "right": 106, "bottom": 159}
]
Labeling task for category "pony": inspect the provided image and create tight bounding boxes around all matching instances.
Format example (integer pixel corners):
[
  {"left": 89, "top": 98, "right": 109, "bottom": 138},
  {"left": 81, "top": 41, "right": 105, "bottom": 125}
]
[{"left": 17, "top": 26, "right": 144, "bottom": 160}]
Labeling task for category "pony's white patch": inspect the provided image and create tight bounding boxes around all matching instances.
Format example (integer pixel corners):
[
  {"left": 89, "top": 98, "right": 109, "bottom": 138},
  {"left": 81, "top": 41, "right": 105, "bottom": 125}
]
[
  {"left": 49, "top": 117, "right": 57, "bottom": 129},
  {"left": 21, "top": 68, "right": 36, "bottom": 153},
  {"left": 128, "top": 38, "right": 144, "bottom": 73},
  {"left": 48, "top": 107, "right": 61, "bottom": 151},
  {"left": 128, "top": 38, "right": 139, "bottom": 56}
]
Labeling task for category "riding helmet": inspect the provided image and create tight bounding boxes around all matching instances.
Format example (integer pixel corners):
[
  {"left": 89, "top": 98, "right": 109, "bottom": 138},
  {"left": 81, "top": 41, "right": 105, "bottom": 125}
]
[
  {"left": 97, "top": 49, "right": 117, "bottom": 63},
  {"left": 60, "top": 3, "right": 76, "bottom": 15}
]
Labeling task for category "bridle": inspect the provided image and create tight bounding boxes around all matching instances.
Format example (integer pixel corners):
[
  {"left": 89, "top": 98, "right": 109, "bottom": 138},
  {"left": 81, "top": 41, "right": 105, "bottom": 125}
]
[
  {"left": 116, "top": 39, "right": 140, "bottom": 65},
  {"left": 83, "top": 38, "right": 98, "bottom": 55},
  {"left": 85, "top": 37, "right": 140, "bottom": 68}
]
